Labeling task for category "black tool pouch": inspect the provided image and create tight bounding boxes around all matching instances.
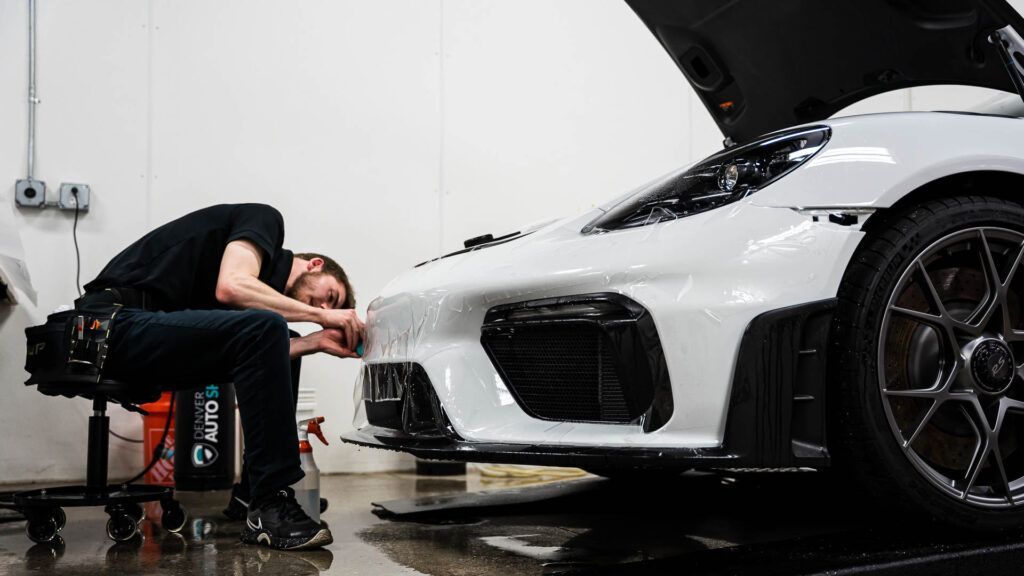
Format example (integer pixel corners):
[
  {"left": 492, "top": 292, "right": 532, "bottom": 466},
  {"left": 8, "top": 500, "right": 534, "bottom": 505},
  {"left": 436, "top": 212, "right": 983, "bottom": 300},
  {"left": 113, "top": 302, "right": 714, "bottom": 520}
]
[{"left": 24, "top": 305, "right": 122, "bottom": 386}]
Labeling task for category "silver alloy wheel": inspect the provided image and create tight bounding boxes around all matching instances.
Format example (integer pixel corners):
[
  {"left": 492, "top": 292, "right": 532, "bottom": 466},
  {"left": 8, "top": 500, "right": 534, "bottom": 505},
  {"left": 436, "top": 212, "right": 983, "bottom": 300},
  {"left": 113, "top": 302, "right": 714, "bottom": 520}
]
[{"left": 879, "top": 227, "right": 1024, "bottom": 508}]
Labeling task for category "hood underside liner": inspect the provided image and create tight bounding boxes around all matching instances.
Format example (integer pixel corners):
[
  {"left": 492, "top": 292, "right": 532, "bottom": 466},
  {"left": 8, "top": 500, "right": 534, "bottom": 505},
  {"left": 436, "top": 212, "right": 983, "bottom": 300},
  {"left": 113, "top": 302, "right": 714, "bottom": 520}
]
[{"left": 626, "top": 0, "right": 1024, "bottom": 143}]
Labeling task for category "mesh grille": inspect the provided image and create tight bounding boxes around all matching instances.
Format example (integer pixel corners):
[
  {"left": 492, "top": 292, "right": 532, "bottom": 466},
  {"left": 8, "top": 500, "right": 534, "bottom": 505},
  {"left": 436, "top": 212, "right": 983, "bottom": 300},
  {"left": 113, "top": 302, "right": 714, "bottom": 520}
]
[{"left": 484, "top": 324, "right": 634, "bottom": 423}]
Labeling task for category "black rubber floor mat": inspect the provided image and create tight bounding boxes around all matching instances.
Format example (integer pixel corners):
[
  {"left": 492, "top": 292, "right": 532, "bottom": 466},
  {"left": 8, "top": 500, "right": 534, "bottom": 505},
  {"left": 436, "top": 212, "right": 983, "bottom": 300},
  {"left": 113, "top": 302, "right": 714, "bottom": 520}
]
[{"left": 371, "top": 477, "right": 603, "bottom": 520}]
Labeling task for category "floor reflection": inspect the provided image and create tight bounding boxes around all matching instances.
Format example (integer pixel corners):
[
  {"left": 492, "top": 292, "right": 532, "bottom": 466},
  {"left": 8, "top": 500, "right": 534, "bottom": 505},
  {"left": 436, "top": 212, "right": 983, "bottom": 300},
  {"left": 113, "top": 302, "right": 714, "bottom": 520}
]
[
  {"left": 361, "top": 470, "right": 1024, "bottom": 575},
  {"left": 2, "top": 469, "right": 1023, "bottom": 575}
]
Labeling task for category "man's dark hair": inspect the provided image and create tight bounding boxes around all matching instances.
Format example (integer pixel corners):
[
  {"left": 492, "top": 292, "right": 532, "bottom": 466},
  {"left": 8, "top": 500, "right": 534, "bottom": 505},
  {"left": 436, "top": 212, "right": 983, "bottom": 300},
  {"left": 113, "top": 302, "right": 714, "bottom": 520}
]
[{"left": 294, "top": 252, "right": 356, "bottom": 309}]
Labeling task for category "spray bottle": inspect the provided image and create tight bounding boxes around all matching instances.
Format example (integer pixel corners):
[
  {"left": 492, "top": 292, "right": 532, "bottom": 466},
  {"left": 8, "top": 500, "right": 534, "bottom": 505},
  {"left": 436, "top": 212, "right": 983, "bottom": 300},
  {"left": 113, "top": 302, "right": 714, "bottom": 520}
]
[{"left": 291, "top": 416, "right": 328, "bottom": 524}]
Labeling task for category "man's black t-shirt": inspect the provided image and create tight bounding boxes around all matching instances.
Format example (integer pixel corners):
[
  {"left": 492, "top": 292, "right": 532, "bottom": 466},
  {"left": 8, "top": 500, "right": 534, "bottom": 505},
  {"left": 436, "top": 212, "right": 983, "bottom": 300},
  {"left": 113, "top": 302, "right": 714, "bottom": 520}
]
[{"left": 85, "top": 204, "right": 293, "bottom": 311}]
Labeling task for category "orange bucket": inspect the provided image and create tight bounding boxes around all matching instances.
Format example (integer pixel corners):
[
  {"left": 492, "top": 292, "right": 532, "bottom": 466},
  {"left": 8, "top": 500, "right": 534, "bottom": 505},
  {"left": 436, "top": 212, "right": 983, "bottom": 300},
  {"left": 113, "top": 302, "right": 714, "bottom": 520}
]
[{"left": 139, "top": 392, "right": 175, "bottom": 486}]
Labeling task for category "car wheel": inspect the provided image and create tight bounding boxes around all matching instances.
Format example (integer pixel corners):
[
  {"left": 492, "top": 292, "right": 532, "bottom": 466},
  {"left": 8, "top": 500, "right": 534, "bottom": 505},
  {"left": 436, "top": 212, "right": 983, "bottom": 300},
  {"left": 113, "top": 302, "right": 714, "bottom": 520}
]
[{"left": 833, "top": 195, "right": 1024, "bottom": 530}]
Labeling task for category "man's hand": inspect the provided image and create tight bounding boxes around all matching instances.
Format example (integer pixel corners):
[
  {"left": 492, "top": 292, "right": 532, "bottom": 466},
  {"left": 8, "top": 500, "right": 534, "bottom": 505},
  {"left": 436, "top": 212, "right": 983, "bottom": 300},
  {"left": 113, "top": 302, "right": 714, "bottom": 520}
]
[
  {"left": 317, "top": 308, "right": 365, "bottom": 351},
  {"left": 290, "top": 329, "right": 360, "bottom": 359},
  {"left": 217, "top": 238, "right": 366, "bottom": 354}
]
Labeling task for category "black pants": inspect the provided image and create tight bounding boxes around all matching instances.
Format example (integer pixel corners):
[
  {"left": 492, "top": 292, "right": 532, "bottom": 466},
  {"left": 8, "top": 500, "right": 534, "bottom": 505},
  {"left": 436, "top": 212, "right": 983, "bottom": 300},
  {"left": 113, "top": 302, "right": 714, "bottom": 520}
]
[
  {"left": 103, "top": 306, "right": 304, "bottom": 501},
  {"left": 238, "top": 341, "right": 302, "bottom": 502}
]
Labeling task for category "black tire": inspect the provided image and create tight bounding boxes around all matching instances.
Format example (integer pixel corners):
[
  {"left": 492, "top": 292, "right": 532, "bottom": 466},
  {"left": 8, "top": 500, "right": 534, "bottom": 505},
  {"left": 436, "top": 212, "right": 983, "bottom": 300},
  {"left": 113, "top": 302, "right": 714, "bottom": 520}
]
[{"left": 832, "top": 195, "right": 1024, "bottom": 531}]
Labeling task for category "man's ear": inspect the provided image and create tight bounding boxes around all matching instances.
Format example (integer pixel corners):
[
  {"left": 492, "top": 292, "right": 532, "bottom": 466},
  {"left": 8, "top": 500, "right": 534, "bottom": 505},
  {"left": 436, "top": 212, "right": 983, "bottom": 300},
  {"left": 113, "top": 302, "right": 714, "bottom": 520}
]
[{"left": 307, "top": 257, "right": 325, "bottom": 273}]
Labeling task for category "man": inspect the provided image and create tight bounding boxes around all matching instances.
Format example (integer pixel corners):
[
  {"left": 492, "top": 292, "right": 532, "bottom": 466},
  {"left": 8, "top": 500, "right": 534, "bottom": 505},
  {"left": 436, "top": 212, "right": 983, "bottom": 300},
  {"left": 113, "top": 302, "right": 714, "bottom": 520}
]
[{"left": 80, "top": 203, "right": 363, "bottom": 550}]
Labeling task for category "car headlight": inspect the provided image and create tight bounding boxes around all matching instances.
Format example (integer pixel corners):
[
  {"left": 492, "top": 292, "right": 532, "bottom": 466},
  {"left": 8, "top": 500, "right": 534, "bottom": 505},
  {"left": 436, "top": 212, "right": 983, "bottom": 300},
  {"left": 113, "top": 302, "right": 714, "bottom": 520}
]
[{"left": 582, "top": 125, "right": 831, "bottom": 233}]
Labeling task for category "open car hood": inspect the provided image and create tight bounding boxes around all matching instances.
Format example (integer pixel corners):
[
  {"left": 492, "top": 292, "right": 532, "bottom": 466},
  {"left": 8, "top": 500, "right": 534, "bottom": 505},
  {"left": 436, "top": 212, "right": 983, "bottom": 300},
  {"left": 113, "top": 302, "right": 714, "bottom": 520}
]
[{"left": 626, "top": 0, "right": 1024, "bottom": 144}]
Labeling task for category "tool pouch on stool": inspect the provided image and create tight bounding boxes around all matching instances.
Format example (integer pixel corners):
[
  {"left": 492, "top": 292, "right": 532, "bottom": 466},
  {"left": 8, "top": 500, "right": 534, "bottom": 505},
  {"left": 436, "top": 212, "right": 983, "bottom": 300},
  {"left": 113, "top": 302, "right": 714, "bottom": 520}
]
[{"left": 24, "top": 306, "right": 121, "bottom": 387}]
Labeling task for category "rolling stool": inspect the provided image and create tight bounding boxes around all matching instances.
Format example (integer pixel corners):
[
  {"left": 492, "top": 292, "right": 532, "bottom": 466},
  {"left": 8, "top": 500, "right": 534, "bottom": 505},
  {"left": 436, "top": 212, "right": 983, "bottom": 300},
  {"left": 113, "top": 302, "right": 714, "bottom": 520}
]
[{"left": 14, "top": 377, "right": 187, "bottom": 544}]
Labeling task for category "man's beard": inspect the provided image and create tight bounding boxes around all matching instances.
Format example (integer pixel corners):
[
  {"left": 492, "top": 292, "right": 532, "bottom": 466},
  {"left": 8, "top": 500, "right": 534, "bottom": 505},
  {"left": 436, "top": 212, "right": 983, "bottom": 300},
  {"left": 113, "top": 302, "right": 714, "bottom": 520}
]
[{"left": 286, "top": 271, "right": 319, "bottom": 303}]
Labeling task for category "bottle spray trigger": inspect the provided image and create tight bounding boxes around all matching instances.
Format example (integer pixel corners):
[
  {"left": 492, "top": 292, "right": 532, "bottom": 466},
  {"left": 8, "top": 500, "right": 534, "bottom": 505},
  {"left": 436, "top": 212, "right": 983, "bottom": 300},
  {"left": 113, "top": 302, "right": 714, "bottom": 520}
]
[{"left": 302, "top": 416, "right": 329, "bottom": 446}]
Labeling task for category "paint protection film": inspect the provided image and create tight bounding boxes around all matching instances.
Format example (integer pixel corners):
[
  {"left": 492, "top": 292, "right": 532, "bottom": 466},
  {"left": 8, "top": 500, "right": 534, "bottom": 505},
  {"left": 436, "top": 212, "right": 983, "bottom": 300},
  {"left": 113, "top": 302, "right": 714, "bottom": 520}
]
[
  {"left": 0, "top": 200, "right": 35, "bottom": 304},
  {"left": 346, "top": 192, "right": 865, "bottom": 452},
  {"left": 352, "top": 287, "right": 674, "bottom": 440}
]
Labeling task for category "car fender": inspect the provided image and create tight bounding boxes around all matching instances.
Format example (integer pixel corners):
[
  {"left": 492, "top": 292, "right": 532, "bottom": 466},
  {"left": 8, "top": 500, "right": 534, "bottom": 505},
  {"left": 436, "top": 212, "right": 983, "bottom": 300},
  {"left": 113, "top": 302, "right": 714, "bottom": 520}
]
[{"left": 750, "top": 111, "right": 1024, "bottom": 209}]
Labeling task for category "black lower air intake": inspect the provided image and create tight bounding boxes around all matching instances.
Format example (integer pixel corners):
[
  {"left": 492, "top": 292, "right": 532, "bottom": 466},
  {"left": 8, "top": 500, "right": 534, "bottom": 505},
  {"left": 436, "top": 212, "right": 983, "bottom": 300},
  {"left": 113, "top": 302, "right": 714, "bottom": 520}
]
[
  {"left": 362, "top": 363, "right": 457, "bottom": 439},
  {"left": 480, "top": 293, "right": 672, "bottom": 432}
]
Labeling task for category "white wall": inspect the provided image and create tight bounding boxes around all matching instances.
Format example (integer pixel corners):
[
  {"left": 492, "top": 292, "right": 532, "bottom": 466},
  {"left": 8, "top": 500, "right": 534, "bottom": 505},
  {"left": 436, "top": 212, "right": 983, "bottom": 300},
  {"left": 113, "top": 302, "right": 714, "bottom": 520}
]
[{"left": 0, "top": 0, "right": 1020, "bottom": 483}]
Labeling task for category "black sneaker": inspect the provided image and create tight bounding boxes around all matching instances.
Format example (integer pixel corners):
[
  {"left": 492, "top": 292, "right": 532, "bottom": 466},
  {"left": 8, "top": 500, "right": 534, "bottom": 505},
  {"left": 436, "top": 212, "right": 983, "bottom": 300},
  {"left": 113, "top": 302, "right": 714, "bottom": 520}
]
[
  {"left": 241, "top": 488, "right": 333, "bottom": 550},
  {"left": 223, "top": 483, "right": 250, "bottom": 521},
  {"left": 226, "top": 484, "right": 329, "bottom": 520}
]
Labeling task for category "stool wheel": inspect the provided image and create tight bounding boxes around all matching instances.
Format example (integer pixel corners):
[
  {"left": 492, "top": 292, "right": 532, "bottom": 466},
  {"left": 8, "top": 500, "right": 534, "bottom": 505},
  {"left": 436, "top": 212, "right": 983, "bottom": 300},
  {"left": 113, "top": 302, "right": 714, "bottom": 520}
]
[
  {"left": 50, "top": 508, "right": 67, "bottom": 532},
  {"left": 124, "top": 502, "right": 145, "bottom": 523},
  {"left": 26, "top": 511, "right": 61, "bottom": 544},
  {"left": 161, "top": 500, "right": 187, "bottom": 533},
  {"left": 106, "top": 512, "right": 139, "bottom": 542}
]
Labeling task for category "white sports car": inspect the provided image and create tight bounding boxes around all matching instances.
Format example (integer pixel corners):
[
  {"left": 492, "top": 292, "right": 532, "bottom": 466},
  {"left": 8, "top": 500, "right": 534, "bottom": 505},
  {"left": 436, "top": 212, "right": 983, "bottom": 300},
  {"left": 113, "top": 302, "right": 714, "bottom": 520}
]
[{"left": 343, "top": 1, "right": 1024, "bottom": 529}]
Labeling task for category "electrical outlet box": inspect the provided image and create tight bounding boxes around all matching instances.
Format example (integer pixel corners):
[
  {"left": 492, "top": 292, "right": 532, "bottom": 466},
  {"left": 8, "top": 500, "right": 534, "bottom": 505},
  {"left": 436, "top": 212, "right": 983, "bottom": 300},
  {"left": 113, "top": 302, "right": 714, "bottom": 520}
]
[
  {"left": 58, "top": 183, "right": 90, "bottom": 212},
  {"left": 15, "top": 179, "right": 46, "bottom": 208}
]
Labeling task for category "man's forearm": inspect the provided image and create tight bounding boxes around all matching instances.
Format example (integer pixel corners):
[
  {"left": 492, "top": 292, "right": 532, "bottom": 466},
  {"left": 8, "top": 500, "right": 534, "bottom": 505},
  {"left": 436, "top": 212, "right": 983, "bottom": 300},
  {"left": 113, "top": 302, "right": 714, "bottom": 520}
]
[
  {"left": 289, "top": 330, "right": 357, "bottom": 360},
  {"left": 215, "top": 239, "right": 363, "bottom": 344},
  {"left": 290, "top": 335, "right": 318, "bottom": 359},
  {"left": 219, "top": 274, "right": 323, "bottom": 324}
]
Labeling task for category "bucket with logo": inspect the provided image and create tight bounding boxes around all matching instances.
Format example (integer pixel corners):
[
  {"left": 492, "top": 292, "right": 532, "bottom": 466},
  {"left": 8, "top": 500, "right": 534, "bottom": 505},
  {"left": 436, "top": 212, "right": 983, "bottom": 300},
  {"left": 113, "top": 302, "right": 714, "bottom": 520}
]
[{"left": 174, "top": 382, "right": 236, "bottom": 491}]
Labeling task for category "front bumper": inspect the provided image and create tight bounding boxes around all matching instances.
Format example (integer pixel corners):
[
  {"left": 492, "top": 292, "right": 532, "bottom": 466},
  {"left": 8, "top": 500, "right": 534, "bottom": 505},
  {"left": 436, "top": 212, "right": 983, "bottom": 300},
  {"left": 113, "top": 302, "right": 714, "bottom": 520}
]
[
  {"left": 347, "top": 297, "right": 836, "bottom": 468},
  {"left": 347, "top": 201, "right": 864, "bottom": 452}
]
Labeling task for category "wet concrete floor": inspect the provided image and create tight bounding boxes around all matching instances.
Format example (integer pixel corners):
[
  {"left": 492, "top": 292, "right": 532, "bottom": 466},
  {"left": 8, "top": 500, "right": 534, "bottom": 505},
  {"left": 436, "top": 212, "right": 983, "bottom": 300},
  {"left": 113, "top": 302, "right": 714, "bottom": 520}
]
[{"left": 1, "top": 469, "right": 1023, "bottom": 575}]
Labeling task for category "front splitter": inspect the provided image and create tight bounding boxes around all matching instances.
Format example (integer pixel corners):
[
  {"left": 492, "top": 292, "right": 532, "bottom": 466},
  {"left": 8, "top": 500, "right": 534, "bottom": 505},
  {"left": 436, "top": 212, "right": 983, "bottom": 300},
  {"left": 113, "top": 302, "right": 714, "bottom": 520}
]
[{"left": 341, "top": 427, "right": 742, "bottom": 470}]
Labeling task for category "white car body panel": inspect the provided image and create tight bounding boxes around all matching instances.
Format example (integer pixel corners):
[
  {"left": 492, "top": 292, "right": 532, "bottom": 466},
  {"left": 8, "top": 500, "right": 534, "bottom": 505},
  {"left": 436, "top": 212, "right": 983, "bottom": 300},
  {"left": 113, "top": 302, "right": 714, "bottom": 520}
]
[
  {"left": 752, "top": 112, "right": 1024, "bottom": 209},
  {"left": 354, "top": 110, "right": 1024, "bottom": 450}
]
